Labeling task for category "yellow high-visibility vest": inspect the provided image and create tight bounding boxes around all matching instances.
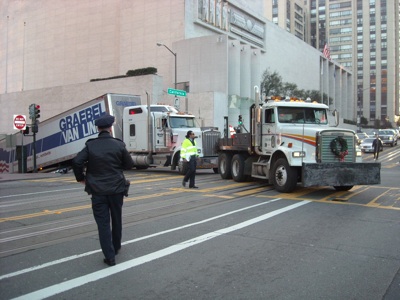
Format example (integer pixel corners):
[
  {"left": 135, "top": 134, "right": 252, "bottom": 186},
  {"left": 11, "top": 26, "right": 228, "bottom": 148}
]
[{"left": 181, "top": 138, "right": 198, "bottom": 160}]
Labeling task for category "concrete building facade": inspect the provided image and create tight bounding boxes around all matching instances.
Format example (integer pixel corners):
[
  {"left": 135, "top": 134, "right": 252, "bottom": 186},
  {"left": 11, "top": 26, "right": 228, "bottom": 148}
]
[
  {"left": 309, "top": 0, "right": 399, "bottom": 128},
  {"left": 1, "top": 0, "right": 352, "bottom": 134}
]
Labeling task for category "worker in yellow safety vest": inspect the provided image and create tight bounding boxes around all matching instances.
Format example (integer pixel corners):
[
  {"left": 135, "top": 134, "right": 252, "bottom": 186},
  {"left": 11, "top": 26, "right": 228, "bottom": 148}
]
[{"left": 181, "top": 130, "right": 199, "bottom": 188}]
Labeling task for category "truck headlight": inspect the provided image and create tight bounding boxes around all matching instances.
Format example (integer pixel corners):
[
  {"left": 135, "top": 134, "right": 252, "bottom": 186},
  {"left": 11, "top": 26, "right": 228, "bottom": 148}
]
[{"left": 292, "top": 151, "right": 305, "bottom": 158}]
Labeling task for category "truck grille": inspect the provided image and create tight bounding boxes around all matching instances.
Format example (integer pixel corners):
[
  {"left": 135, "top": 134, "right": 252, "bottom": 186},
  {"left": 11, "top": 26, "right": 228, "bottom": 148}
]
[
  {"left": 202, "top": 130, "right": 220, "bottom": 156},
  {"left": 319, "top": 133, "right": 355, "bottom": 163}
]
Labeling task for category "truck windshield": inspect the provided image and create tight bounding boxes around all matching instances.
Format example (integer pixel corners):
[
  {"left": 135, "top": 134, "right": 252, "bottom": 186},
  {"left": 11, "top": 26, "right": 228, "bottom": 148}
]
[
  {"left": 277, "top": 107, "right": 327, "bottom": 124},
  {"left": 169, "top": 117, "right": 196, "bottom": 128}
]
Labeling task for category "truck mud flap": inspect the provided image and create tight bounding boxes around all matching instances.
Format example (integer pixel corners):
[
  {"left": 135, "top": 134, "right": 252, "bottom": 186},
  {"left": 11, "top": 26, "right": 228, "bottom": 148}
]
[{"left": 302, "top": 162, "right": 381, "bottom": 187}]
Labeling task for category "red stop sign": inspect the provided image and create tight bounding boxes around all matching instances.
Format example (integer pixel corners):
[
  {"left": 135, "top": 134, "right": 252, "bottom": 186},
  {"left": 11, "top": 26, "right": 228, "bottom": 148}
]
[{"left": 14, "top": 115, "right": 27, "bottom": 130}]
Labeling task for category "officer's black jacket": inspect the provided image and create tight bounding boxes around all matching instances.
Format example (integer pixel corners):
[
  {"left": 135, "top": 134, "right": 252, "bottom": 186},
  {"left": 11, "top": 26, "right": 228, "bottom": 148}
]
[{"left": 72, "top": 131, "right": 134, "bottom": 195}]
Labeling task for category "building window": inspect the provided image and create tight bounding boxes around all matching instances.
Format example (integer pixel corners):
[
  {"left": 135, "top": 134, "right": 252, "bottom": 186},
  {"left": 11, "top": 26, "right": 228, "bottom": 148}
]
[
  {"left": 295, "top": 12, "right": 303, "bottom": 22},
  {"left": 295, "top": 3, "right": 303, "bottom": 13},
  {"left": 330, "top": 2, "right": 351, "bottom": 9},
  {"left": 330, "top": 10, "right": 351, "bottom": 18}
]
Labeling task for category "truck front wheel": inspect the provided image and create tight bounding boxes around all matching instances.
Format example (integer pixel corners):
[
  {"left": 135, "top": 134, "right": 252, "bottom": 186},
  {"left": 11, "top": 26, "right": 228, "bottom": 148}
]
[
  {"left": 231, "top": 154, "right": 247, "bottom": 182},
  {"left": 219, "top": 153, "right": 233, "bottom": 179},
  {"left": 271, "top": 158, "right": 298, "bottom": 193}
]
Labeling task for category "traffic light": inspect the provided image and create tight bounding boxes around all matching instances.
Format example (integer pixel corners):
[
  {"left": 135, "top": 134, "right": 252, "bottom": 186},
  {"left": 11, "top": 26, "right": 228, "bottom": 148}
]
[
  {"left": 23, "top": 126, "right": 30, "bottom": 135},
  {"left": 32, "top": 123, "right": 39, "bottom": 133},
  {"left": 34, "top": 104, "right": 40, "bottom": 121},
  {"left": 238, "top": 115, "right": 243, "bottom": 125},
  {"left": 29, "top": 104, "right": 35, "bottom": 120}
]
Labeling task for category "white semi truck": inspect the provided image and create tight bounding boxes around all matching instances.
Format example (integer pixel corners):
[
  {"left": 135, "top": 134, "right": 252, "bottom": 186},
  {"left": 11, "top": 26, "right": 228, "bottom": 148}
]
[
  {"left": 123, "top": 104, "right": 220, "bottom": 174},
  {"left": 0, "top": 94, "right": 220, "bottom": 174},
  {"left": 217, "top": 87, "right": 381, "bottom": 192}
]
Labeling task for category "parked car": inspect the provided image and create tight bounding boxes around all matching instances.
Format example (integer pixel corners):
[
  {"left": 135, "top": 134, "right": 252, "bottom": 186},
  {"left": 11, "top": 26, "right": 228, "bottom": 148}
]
[
  {"left": 355, "top": 132, "right": 369, "bottom": 145},
  {"left": 378, "top": 129, "right": 397, "bottom": 147},
  {"left": 360, "top": 137, "right": 383, "bottom": 153},
  {"left": 393, "top": 129, "right": 399, "bottom": 140},
  {"left": 363, "top": 128, "right": 378, "bottom": 137}
]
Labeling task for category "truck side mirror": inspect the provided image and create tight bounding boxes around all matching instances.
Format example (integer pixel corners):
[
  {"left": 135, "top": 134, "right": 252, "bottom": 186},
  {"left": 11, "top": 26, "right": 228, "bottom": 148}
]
[{"left": 332, "top": 109, "right": 339, "bottom": 127}]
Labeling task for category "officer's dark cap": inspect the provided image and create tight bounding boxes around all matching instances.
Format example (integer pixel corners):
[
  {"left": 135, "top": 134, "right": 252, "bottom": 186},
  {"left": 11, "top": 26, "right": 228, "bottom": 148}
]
[{"left": 95, "top": 114, "right": 115, "bottom": 129}]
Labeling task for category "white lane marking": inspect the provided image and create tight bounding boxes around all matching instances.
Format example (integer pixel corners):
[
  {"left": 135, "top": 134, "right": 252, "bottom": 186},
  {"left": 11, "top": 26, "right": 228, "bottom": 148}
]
[
  {"left": 0, "top": 188, "right": 83, "bottom": 200},
  {"left": 11, "top": 200, "right": 310, "bottom": 300},
  {"left": 1, "top": 198, "right": 282, "bottom": 280}
]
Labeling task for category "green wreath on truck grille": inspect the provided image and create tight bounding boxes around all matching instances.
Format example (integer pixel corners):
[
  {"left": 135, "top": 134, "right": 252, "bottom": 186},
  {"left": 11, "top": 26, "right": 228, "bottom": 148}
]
[{"left": 330, "top": 136, "right": 349, "bottom": 162}]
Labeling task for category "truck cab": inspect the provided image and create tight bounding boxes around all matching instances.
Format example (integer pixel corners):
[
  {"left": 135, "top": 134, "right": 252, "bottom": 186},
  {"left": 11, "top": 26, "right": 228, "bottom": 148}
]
[{"left": 123, "top": 105, "right": 220, "bottom": 173}]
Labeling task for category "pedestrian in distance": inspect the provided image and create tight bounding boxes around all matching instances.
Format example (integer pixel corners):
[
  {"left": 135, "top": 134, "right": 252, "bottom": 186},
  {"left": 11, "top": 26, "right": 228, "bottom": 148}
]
[
  {"left": 181, "top": 130, "right": 199, "bottom": 188},
  {"left": 372, "top": 134, "right": 383, "bottom": 160},
  {"left": 72, "top": 114, "right": 134, "bottom": 267}
]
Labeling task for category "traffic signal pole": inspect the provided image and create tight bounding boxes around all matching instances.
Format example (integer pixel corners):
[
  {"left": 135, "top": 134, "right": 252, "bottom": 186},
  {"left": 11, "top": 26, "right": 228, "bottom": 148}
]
[
  {"left": 21, "top": 131, "right": 25, "bottom": 173},
  {"left": 28, "top": 103, "right": 40, "bottom": 173},
  {"left": 33, "top": 129, "right": 37, "bottom": 173}
]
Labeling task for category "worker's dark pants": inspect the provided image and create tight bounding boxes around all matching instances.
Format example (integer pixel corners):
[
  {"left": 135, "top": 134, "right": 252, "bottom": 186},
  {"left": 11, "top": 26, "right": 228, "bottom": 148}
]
[
  {"left": 91, "top": 193, "right": 124, "bottom": 260},
  {"left": 184, "top": 157, "right": 197, "bottom": 187}
]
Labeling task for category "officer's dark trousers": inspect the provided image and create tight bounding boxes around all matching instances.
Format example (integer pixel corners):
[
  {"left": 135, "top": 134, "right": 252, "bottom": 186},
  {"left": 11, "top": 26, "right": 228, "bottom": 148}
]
[
  {"left": 373, "top": 148, "right": 380, "bottom": 159},
  {"left": 91, "top": 193, "right": 124, "bottom": 260},
  {"left": 184, "top": 157, "right": 197, "bottom": 187}
]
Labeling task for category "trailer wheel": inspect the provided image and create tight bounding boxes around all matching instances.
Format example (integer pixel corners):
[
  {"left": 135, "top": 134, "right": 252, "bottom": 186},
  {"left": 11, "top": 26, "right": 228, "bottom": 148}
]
[
  {"left": 333, "top": 185, "right": 353, "bottom": 191},
  {"left": 178, "top": 160, "right": 188, "bottom": 175},
  {"left": 231, "top": 154, "right": 247, "bottom": 182},
  {"left": 271, "top": 158, "right": 298, "bottom": 193},
  {"left": 219, "top": 153, "right": 232, "bottom": 179}
]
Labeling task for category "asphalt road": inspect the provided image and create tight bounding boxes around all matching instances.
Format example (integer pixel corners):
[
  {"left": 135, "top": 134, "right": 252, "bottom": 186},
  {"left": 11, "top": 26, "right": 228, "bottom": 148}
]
[{"left": 0, "top": 146, "right": 399, "bottom": 299}]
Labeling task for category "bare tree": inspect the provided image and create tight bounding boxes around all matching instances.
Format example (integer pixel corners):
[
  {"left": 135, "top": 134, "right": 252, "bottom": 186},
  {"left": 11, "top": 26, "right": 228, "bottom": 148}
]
[{"left": 260, "top": 69, "right": 283, "bottom": 98}]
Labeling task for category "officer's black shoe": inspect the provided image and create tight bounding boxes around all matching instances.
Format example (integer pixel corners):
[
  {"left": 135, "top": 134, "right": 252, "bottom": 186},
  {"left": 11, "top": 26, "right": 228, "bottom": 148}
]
[
  {"left": 103, "top": 258, "right": 116, "bottom": 266},
  {"left": 182, "top": 180, "right": 186, "bottom": 187},
  {"left": 189, "top": 186, "right": 199, "bottom": 189}
]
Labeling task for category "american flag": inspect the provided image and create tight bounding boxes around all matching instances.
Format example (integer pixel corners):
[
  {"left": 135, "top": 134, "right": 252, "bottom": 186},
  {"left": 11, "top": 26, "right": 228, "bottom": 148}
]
[{"left": 323, "top": 43, "right": 331, "bottom": 60}]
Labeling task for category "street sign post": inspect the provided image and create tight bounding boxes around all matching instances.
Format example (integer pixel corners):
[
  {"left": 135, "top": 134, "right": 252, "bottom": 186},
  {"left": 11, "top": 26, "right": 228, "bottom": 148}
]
[
  {"left": 174, "top": 97, "right": 180, "bottom": 110},
  {"left": 167, "top": 88, "right": 187, "bottom": 97},
  {"left": 13, "top": 115, "right": 27, "bottom": 130}
]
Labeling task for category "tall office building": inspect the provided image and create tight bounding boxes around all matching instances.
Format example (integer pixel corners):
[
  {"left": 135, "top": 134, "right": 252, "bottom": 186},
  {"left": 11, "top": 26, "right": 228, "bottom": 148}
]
[
  {"left": 266, "top": 0, "right": 399, "bottom": 128},
  {"left": 264, "top": 0, "right": 308, "bottom": 41}
]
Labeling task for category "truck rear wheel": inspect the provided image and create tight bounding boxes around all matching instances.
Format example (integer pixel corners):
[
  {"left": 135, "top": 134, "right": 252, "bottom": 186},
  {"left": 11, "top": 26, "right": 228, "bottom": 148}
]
[
  {"left": 231, "top": 154, "right": 247, "bottom": 182},
  {"left": 271, "top": 158, "right": 298, "bottom": 193},
  {"left": 219, "top": 153, "right": 233, "bottom": 179}
]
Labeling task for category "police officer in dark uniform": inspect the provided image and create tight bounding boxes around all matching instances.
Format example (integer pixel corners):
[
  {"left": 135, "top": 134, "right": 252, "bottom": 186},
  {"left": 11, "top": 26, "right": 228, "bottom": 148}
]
[{"left": 72, "top": 114, "right": 134, "bottom": 266}]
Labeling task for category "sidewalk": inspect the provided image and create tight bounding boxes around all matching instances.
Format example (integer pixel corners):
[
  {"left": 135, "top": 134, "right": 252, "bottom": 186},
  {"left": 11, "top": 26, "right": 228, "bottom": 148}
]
[{"left": 0, "top": 172, "right": 64, "bottom": 182}]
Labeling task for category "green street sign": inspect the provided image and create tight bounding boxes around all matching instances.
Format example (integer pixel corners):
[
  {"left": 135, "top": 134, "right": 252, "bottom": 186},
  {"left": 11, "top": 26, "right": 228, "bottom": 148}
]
[{"left": 168, "top": 88, "right": 187, "bottom": 97}]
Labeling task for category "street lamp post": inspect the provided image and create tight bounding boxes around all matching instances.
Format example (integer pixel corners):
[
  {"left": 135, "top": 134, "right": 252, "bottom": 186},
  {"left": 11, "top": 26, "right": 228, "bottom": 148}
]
[
  {"left": 357, "top": 89, "right": 362, "bottom": 132},
  {"left": 157, "top": 43, "right": 177, "bottom": 89},
  {"left": 357, "top": 86, "right": 375, "bottom": 132}
]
